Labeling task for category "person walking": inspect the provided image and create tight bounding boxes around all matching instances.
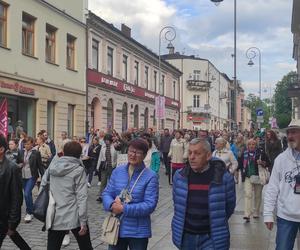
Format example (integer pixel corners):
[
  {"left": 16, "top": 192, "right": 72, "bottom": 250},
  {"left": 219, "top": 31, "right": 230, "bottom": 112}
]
[
  {"left": 36, "top": 136, "right": 52, "bottom": 169},
  {"left": 87, "top": 137, "right": 101, "bottom": 187},
  {"left": 172, "top": 138, "right": 236, "bottom": 249},
  {"left": 160, "top": 128, "right": 172, "bottom": 177},
  {"left": 142, "top": 134, "right": 160, "bottom": 174},
  {"left": 6, "top": 139, "right": 22, "bottom": 164},
  {"left": 0, "top": 135, "right": 31, "bottom": 250},
  {"left": 264, "top": 120, "right": 300, "bottom": 250},
  {"left": 265, "top": 129, "right": 282, "bottom": 172}
]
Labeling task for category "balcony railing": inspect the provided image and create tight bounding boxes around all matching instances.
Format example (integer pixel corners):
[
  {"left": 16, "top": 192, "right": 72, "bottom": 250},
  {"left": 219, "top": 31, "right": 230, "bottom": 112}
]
[
  {"left": 186, "top": 79, "right": 210, "bottom": 91},
  {"left": 187, "top": 105, "right": 211, "bottom": 114},
  {"left": 288, "top": 80, "right": 300, "bottom": 98}
]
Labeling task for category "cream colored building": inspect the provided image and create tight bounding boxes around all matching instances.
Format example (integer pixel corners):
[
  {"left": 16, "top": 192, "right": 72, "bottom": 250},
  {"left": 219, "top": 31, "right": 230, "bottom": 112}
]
[
  {"left": 242, "top": 106, "right": 252, "bottom": 131},
  {"left": 86, "top": 12, "right": 181, "bottom": 132},
  {"left": 162, "top": 53, "right": 230, "bottom": 130},
  {"left": 0, "top": 0, "right": 87, "bottom": 142}
]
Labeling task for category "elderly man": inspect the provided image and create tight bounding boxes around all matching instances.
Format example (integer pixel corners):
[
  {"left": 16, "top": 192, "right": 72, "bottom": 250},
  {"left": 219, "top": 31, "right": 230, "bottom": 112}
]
[
  {"left": 264, "top": 120, "right": 300, "bottom": 250},
  {"left": 172, "top": 138, "right": 236, "bottom": 250}
]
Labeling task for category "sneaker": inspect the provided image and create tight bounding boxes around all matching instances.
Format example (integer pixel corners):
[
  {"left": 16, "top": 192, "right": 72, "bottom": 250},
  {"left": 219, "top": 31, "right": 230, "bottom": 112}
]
[
  {"left": 87, "top": 182, "right": 91, "bottom": 188},
  {"left": 62, "top": 234, "right": 70, "bottom": 246},
  {"left": 97, "top": 181, "right": 101, "bottom": 186},
  {"left": 24, "top": 214, "right": 33, "bottom": 223}
]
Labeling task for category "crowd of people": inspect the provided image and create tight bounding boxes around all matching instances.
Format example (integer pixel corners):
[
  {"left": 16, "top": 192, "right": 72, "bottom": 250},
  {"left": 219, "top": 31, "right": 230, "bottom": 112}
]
[{"left": 0, "top": 120, "right": 299, "bottom": 250}]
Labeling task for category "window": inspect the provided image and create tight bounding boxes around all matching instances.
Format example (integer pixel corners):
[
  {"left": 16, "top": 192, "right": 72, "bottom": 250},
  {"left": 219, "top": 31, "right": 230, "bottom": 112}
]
[
  {"left": 107, "top": 47, "right": 113, "bottom": 75},
  {"left": 0, "top": 2, "right": 8, "bottom": 47},
  {"left": 92, "top": 39, "right": 99, "bottom": 70},
  {"left": 47, "top": 101, "right": 55, "bottom": 139},
  {"left": 193, "top": 70, "right": 201, "bottom": 80},
  {"left": 123, "top": 55, "right": 128, "bottom": 81},
  {"left": 67, "top": 104, "right": 75, "bottom": 137},
  {"left": 133, "top": 105, "right": 139, "bottom": 128},
  {"left": 122, "top": 103, "right": 128, "bottom": 131},
  {"left": 45, "top": 24, "right": 56, "bottom": 63},
  {"left": 144, "top": 108, "right": 149, "bottom": 129},
  {"left": 22, "top": 12, "right": 35, "bottom": 56},
  {"left": 154, "top": 71, "right": 157, "bottom": 92},
  {"left": 145, "top": 66, "right": 149, "bottom": 89},
  {"left": 153, "top": 110, "right": 156, "bottom": 126},
  {"left": 173, "top": 81, "right": 176, "bottom": 99},
  {"left": 107, "top": 99, "right": 114, "bottom": 129},
  {"left": 161, "top": 75, "right": 165, "bottom": 95},
  {"left": 193, "top": 95, "right": 200, "bottom": 108},
  {"left": 134, "top": 61, "right": 139, "bottom": 85},
  {"left": 67, "top": 34, "right": 76, "bottom": 69}
]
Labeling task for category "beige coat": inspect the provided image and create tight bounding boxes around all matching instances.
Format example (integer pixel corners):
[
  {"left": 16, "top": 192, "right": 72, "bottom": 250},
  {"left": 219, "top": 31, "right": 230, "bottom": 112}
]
[{"left": 168, "top": 138, "right": 188, "bottom": 164}]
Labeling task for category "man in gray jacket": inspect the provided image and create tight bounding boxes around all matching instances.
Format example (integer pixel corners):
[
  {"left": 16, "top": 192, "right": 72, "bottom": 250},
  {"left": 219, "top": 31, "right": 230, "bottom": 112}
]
[{"left": 41, "top": 141, "right": 93, "bottom": 250}]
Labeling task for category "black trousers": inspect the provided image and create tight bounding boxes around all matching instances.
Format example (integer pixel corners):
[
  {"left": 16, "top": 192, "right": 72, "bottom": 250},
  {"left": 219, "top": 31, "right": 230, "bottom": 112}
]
[
  {"left": 162, "top": 152, "right": 171, "bottom": 174},
  {"left": 0, "top": 222, "right": 31, "bottom": 250},
  {"left": 47, "top": 226, "right": 93, "bottom": 250}
]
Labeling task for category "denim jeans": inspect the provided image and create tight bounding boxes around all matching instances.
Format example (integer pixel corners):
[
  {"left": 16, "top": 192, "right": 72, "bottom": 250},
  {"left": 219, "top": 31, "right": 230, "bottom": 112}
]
[
  {"left": 276, "top": 217, "right": 300, "bottom": 250},
  {"left": 23, "top": 177, "right": 36, "bottom": 215},
  {"left": 108, "top": 237, "right": 148, "bottom": 250},
  {"left": 181, "top": 232, "right": 214, "bottom": 250}
]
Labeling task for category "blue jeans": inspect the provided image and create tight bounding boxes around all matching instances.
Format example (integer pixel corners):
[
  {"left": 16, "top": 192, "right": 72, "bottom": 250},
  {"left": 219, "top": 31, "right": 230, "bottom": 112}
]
[
  {"left": 181, "top": 232, "right": 214, "bottom": 250},
  {"left": 276, "top": 217, "right": 300, "bottom": 250},
  {"left": 23, "top": 177, "right": 36, "bottom": 215},
  {"left": 108, "top": 237, "right": 148, "bottom": 250}
]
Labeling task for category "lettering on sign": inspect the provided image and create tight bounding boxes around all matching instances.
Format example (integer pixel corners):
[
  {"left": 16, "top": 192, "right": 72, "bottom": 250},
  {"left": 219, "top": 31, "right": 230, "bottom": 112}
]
[
  {"left": 145, "top": 92, "right": 155, "bottom": 99},
  {"left": 0, "top": 81, "right": 35, "bottom": 96},
  {"left": 123, "top": 84, "right": 135, "bottom": 93},
  {"left": 171, "top": 101, "right": 179, "bottom": 107},
  {"left": 101, "top": 77, "right": 118, "bottom": 88}
]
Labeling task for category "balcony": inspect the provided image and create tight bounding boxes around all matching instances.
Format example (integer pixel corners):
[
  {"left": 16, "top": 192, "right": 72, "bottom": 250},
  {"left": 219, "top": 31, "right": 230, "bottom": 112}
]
[
  {"left": 186, "top": 79, "right": 210, "bottom": 91},
  {"left": 187, "top": 105, "right": 211, "bottom": 114},
  {"left": 288, "top": 82, "right": 300, "bottom": 98}
]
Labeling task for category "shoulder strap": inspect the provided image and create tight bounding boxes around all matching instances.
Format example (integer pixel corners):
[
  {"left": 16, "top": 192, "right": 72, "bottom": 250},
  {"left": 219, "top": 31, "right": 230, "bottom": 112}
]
[{"left": 129, "top": 168, "right": 146, "bottom": 194}]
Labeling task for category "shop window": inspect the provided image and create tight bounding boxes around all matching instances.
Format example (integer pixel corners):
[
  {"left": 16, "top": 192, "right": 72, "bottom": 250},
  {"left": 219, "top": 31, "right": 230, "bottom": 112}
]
[
  {"left": 107, "top": 47, "right": 113, "bottom": 75},
  {"left": 46, "top": 24, "right": 57, "bottom": 63},
  {"left": 122, "top": 102, "right": 128, "bottom": 132},
  {"left": 67, "top": 104, "right": 74, "bottom": 137},
  {"left": 0, "top": 2, "right": 8, "bottom": 47},
  {"left": 134, "top": 61, "right": 139, "bottom": 85},
  {"left": 92, "top": 39, "right": 99, "bottom": 70},
  {"left": 67, "top": 34, "right": 76, "bottom": 70},
  {"left": 123, "top": 54, "right": 128, "bottom": 81},
  {"left": 133, "top": 105, "right": 139, "bottom": 128},
  {"left": 107, "top": 99, "right": 114, "bottom": 129},
  {"left": 144, "top": 107, "right": 149, "bottom": 129},
  {"left": 22, "top": 12, "right": 36, "bottom": 56},
  {"left": 47, "top": 101, "right": 55, "bottom": 140}
]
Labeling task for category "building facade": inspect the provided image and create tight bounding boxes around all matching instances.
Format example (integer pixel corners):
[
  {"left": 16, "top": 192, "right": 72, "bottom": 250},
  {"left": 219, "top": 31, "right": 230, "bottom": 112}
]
[
  {"left": 0, "top": 0, "right": 87, "bottom": 142},
  {"left": 162, "top": 53, "right": 230, "bottom": 131},
  {"left": 86, "top": 12, "right": 181, "bottom": 133},
  {"left": 290, "top": 0, "right": 300, "bottom": 123}
]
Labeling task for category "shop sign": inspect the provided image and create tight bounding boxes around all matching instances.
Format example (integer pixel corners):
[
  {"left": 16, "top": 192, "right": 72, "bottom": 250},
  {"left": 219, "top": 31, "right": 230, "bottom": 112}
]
[
  {"left": 0, "top": 81, "right": 35, "bottom": 96},
  {"left": 88, "top": 70, "right": 180, "bottom": 109},
  {"left": 0, "top": 98, "right": 8, "bottom": 138}
]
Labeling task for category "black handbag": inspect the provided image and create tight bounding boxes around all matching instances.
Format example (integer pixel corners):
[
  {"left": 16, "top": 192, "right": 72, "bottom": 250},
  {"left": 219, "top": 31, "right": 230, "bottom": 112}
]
[{"left": 33, "top": 179, "right": 50, "bottom": 222}]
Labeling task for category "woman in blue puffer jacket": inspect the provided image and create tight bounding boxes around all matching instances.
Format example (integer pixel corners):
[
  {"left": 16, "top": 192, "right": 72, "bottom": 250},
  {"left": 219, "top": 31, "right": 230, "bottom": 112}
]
[{"left": 102, "top": 138, "right": 159, "bottom": 250}]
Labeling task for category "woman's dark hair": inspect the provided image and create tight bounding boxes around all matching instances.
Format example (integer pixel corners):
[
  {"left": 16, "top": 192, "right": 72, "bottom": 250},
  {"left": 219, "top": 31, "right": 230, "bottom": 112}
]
[
  {"left": 23, "top": 137, "right": 35, "bottom": 144},
  {"left": 128, "top": 138, "right": 149, "bottom": 155},
  {"left": 0, "top": 134, "right": 8, "bottom": 151},
  {"left": 104, "top": 134, "right": 113, "bottom": 142},
  {"left": 63, "top": 141, "right": 82, "bottom": 158},
  {"left": 266, "top": 129, "right": 278, "bottom": 141}
]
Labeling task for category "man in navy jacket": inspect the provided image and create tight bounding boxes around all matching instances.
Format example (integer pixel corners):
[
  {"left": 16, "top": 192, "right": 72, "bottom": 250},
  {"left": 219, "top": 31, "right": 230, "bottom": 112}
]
[{"left": 172, "top": 138, "right": 236, "bottom": 250}]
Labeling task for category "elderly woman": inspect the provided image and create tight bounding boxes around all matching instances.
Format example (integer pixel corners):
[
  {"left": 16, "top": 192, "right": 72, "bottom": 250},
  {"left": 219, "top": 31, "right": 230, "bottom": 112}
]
[
  {"left": 242, "top": 138, "right": 270, "bottom": 222},
  {"left": 102, "top": 138, "right": 159, "bottom": 250},
  {"left": 40, "top": 141, "right": 93, "bottom": 250},
  {"left": 212, "top": 137, "right": 238, "bottom": 174}
]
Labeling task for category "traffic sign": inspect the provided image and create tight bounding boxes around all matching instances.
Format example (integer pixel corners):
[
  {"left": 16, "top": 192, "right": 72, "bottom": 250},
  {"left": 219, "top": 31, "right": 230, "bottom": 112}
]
[{"left": 256, "top": 108, "right": 264, "bottom": 116}]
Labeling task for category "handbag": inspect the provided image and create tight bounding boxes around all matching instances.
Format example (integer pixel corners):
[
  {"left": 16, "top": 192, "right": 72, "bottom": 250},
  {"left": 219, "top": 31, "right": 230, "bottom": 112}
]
[
  {"left": 101, "top": 168, "right": 146, "bottom": 245},
  {"left": 249, "top": 175, "right": 261, "bottom": 185},
  {"left": 258, "top": 165, "right": 270, "bottom": 185},
  {"left": 33, "top": 182, "right": 49, "bottom": 222}
]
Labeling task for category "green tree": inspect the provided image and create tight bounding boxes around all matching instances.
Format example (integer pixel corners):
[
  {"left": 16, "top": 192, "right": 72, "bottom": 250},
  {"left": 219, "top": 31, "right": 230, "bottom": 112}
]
[{"left": 274, "top": 71, "right": 294, "bottom": 128}]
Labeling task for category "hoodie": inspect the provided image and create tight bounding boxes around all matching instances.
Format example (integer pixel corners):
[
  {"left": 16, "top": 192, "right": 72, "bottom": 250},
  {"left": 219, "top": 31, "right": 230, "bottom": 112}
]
[
  {"left": 264, "top": 147, "right": 300, "bottom": 223},
  {"left": 41, "top": 156, "right": 88, "bottom": 230}
]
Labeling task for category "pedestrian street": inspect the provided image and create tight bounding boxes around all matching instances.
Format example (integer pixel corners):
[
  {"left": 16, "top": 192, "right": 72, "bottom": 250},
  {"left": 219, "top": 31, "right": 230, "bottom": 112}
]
[{"left": 2, "top": 169, "right": 299, "bottom": 250}]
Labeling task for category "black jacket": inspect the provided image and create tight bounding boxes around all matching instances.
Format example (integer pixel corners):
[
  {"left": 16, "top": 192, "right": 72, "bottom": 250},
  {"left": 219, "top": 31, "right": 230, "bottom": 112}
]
[
  {"left": 0, "top": 156, "right": 23, "bottom": 230},
  {"left": 20, "top": 149, "right": 44, "bottom": 179}
]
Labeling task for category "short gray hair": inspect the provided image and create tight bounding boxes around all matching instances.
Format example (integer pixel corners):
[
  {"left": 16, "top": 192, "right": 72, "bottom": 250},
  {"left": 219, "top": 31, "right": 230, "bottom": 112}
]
[
  {"left": 189, "top": 138, "right": 211, "bottom": 152},
  {"left": 215, "top": 137, "right": 226, "bottom": 145}
]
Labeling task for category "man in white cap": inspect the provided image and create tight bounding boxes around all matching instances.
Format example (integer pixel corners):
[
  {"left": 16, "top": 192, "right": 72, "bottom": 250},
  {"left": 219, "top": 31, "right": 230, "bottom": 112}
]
[{"left": 264, "top": 119, "right": 300, "bottom": 250}]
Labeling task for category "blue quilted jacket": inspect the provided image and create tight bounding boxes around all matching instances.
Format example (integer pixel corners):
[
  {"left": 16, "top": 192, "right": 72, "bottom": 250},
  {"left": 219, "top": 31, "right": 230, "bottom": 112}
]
[
  {"left": 102, "top": 163, "right": 159, "bottom": 238},
  {"left": 172, "top": 159, "right": 236, "bottom": 249}
]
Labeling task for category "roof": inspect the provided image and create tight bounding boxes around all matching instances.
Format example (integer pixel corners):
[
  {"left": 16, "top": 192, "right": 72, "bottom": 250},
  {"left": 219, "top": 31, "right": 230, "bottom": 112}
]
[
  {"left": 87, "top": 11, "right": 182, "bottom": 76},
  {"left": 161, "top": 53, "right": 206, "bottom": 61}
]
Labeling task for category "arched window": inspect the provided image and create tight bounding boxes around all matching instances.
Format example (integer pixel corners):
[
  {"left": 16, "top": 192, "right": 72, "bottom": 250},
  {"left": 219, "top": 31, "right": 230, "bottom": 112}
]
[
  {"left": 107, "top": 99, "right": 114, "bottom": 129},
  {"left": 122, "top": 103, "right": 128, "bottom": 132},
  {"left": 144, "top": 107, "right": 149, "bottom": 129},
  {"left": 133, "top": 105, "right": 139, "bottom": 129}
]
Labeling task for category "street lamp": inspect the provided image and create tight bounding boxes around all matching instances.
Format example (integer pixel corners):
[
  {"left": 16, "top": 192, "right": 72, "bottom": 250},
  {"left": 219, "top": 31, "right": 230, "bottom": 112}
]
[
  {"left": 210, "top": 0, "right": 237, "bottom": 131},
  {"left": 157, "top": 26, "right": 176, "bottom": 131},
  {"left": 246, "top": 47, "right": 262, "bottom": 99}
]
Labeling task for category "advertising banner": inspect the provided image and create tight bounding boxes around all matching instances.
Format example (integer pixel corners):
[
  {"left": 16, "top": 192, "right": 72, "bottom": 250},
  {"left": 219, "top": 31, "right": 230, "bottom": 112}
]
[{"left": 0, "top": 98, "right": 8, "bottom": 138}]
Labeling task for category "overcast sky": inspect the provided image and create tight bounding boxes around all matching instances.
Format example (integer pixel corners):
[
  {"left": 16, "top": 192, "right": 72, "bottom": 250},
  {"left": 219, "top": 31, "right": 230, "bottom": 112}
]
[{"left": 89, "top": 0, "right": 296, "bottom": 99}]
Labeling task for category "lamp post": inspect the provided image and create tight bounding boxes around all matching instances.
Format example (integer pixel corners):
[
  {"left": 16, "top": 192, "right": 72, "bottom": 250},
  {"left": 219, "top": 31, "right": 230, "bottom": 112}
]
[
  {"left": 210, "top": 0, "right": 237, "bottom": 131},
  {"left": 157, "top": 26, "right": 176, "bottom": 131},
  {"left": 246, "top": 47, "right": 262, "bottom": 99}
]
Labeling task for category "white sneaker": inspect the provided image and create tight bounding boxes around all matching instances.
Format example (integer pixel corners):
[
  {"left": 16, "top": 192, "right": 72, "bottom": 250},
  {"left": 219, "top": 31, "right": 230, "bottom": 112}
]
[
  {"left": 62, "top": 234, "right": 70, "bottom": 246},
  {"left": 87, "top": 182, "right": 91, "bottom": 188},
  {"left": 24, "top": 214, "right": 33, "bottom": 223},
  {"left": 97, "top": 181, "right": 101, "bottom": 186}
]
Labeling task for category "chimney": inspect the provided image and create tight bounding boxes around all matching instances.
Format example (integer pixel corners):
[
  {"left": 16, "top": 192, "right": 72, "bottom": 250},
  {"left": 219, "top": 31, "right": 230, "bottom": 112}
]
[
  {"left": 169, "top": 47, "right": 175, "bottom": 54},
  {"left": 121, "top": 24, "right": 131, "bottom": 38}
]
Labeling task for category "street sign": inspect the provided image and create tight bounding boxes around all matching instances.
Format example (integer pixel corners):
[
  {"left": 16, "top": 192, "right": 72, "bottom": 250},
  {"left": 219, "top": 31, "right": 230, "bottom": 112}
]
[
  {"left": 257, "top": 116, "right": 264, "bottom": 123},
  {"left": 256, "top": 108, "right": 264, "bottom": 116}
]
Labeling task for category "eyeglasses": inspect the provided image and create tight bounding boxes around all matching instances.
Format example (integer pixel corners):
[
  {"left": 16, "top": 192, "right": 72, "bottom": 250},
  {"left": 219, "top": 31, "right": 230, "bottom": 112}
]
[{"left": 128, "top": 149, "right": 144, "bottom": 156}]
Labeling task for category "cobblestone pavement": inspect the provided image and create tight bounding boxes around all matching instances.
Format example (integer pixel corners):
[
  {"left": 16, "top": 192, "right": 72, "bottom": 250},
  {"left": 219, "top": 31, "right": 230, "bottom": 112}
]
[{"left": 2, "top": 169, "right": 299, "bottom": 250}]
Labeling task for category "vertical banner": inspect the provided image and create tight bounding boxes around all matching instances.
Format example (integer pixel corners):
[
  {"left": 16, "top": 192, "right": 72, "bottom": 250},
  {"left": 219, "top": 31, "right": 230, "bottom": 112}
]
[
  {"left": 0, "top": 98, "right": 8, "bottom": 138},
  {"left": 155, "top": 96, "right": 166, "bottom": 119}
]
